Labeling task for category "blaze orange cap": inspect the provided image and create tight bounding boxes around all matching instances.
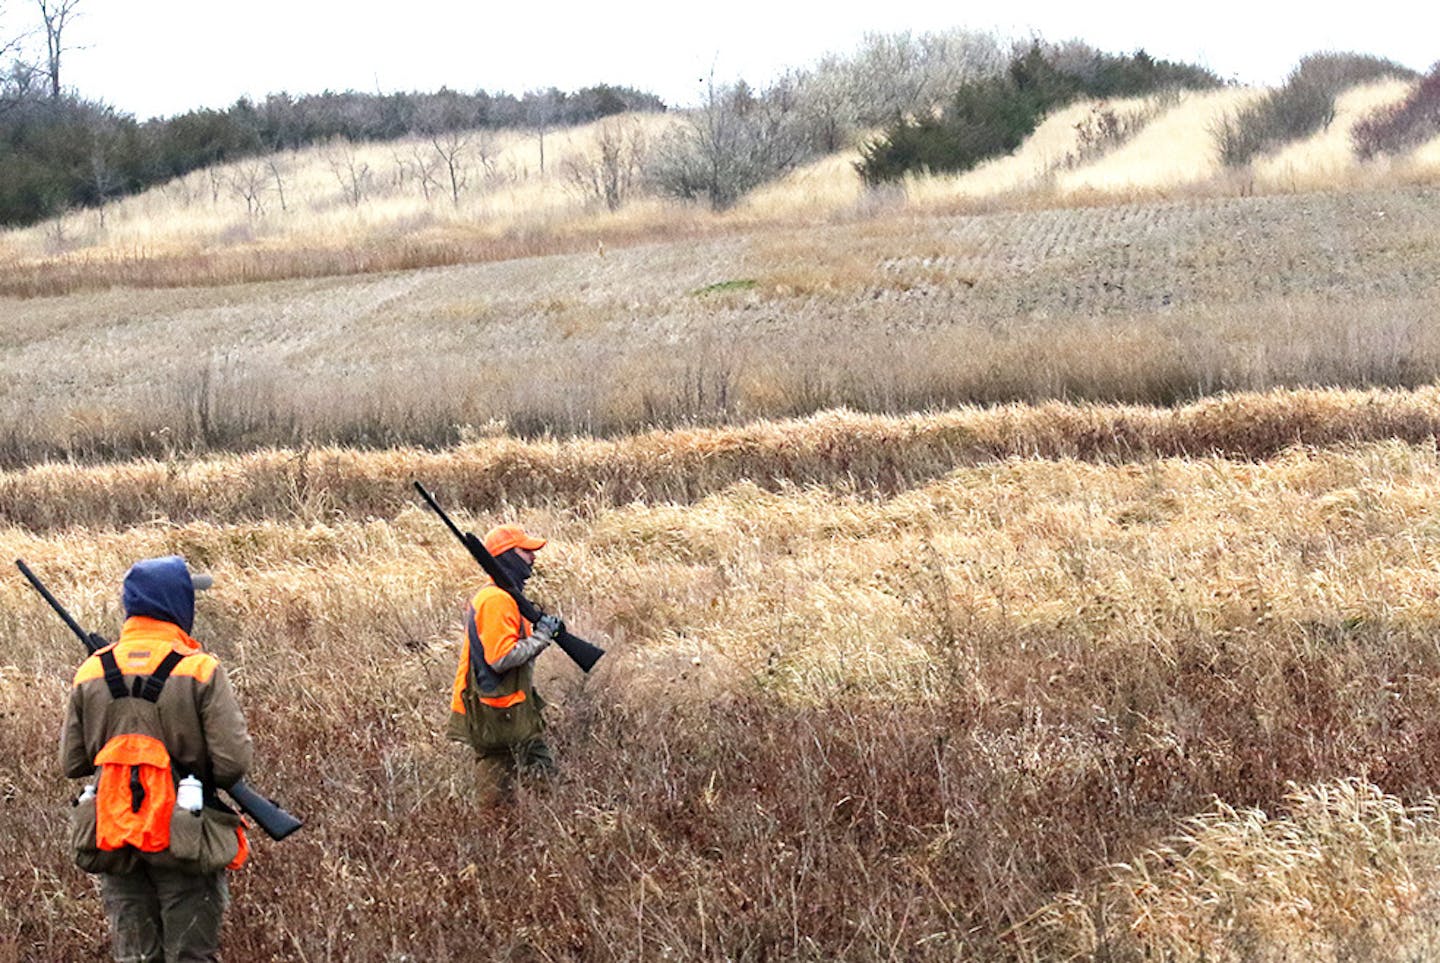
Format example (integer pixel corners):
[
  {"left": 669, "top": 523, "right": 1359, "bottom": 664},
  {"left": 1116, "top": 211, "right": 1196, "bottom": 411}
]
[{"left": 483, "top": 524, "right": 547, "bottom": 557}]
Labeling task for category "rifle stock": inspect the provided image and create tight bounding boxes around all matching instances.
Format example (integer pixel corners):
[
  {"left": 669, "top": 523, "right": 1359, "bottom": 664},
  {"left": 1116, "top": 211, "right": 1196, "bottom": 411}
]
[
  {"left": 14, "top": 559, "right": 302, "bottom": 842},
  {"left": 413, "top": 481, "right": 605, "bottom": 672},
  {"left": 224, "top": 780, "right": 303, "bottom": 840}
]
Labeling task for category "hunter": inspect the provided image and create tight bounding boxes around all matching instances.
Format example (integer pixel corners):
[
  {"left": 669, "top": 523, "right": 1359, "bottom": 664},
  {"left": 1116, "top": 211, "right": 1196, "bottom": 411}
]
[
  {"left": 447, "top": 523, "right": 562, "bottom": 795},
  {"left": 60, "top": 556, "right": 252, "bottom": 963}
]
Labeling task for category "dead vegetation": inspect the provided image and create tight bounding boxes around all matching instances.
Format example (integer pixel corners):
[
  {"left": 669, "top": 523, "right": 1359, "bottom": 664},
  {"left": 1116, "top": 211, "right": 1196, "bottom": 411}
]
[
  {"left": 3, "top": 76, "right": 1440, "bottom": 960},
  {"left": 4, "top": 386, "right": 1440, "bottom": 532},
  {"left": 2, "top": 181, "right": 1438, "bottom": 468},
  {"left": 6, "top": 390, "right": 1440, "bottom": 957}
]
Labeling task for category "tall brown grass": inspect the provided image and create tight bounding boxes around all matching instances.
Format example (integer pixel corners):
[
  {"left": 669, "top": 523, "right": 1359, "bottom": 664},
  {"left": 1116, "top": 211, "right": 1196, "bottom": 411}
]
[
  {"left": 1027, "top": 780, "right": 1440, "bottom": 961},
  {"left": 5, "top": 289, "right": 1439, "bottom": 469},
  {"left": 7, "top": 390, "right": 1440, "bottom": 958},
  {"left": 4, "top": 386, "right": 1440, "bottom": 533}
]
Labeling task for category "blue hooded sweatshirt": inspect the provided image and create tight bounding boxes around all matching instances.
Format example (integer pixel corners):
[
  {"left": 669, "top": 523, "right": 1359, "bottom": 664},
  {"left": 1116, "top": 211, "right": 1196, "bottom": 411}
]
[{"left": 121, "top": 556, "right": 197, "bottom": 635}]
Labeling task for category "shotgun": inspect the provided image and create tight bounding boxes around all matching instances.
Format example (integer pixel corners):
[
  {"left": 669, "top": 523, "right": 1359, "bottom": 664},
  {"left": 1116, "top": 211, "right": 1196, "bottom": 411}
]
[
  {"left": 412, "top": 481, "right": 605, "bottom": 672},
  {"left": 16, "top": 559, "right": 302, "bottom": 841}
]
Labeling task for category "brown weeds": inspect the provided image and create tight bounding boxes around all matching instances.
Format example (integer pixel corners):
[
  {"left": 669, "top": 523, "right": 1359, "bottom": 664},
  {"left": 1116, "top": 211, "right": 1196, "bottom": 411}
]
[
  {"left": 6, "top": 395, "right": 1440, "bottom": 957},
  {"left": 4, "top": 386, "right": 1440, "bottom": 533}
]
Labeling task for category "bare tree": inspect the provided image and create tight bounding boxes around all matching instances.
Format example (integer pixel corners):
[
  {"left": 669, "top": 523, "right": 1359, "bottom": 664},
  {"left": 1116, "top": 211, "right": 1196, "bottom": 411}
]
[
  {"left": 526, "top": 88, "right": 562, "bottom": 176},
  {"left": 406, "top": 143, "right": 443, "bottom": 201},
  {"left": 229, "top": 161, "right": 269, "bottom": 218},
  {"left": 790, "top": 28, "right": 1006, "bottom": 150},
  {"left": 88, "top": 147, "right": 121, "bottom": 227},
  {"left": 387, "top": 148, "right": 409, "bottom": 190},
  {"left": 265, "top": 157, "right": 288, "bottom": 212},
  {"left": 323, "top": 139, "right": 372, "bottom": 206},
  {"left": 651, "top": 73, "right": 812, "bottom": 211},
  {"left": 0, "top": 1, "right": 36, "bottom": 115},
  {"left": 0, "top": 1, "right": 26, "bottom": 65},
  {"left": 562, "top": 117, "right": 647, "bottom": 211},
  {"left": 472, "top": 128, "right": 500, "bottom": 182},
  {"left": 429, "top": 131, "right": 469, "bottom": 207},
  {"left": 34, "top": 0, "right": 79, "bottom": 98}
]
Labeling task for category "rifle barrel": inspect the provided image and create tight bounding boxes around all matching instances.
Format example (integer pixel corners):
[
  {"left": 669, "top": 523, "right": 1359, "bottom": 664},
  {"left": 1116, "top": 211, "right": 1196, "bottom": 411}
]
[{"left": 15, "top": 559, "right": 92, "bottom": 648}]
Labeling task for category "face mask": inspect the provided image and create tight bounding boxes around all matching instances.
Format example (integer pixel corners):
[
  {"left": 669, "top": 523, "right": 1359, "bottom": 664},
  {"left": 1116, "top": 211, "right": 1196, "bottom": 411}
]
[{"left": 494, "top": 550, "right": 533, "bottom": 589}]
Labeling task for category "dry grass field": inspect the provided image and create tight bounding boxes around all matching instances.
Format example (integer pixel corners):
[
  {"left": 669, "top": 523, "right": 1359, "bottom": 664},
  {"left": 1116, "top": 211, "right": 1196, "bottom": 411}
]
[
  {"left": 4, "top": 71, "right": 1440, "bottom": 962},
  {"left": 2, "top": 179, "right": 1438, "bottom": 466},
  {"left": 8, "top": 391, "right": 1440, "bottom": 959},
  {"left": 2, "top": 80, "right": 1438, "bottom": 300}
]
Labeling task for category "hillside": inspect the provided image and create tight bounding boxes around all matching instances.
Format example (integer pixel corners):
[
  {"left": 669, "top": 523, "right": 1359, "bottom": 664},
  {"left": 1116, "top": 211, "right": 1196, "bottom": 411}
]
[
  {"left": 1, "top": 173, "right": 1436, "bottom": 464},
  {"left": 0, "top": 75, "right": 1436, "bottom": 300}
]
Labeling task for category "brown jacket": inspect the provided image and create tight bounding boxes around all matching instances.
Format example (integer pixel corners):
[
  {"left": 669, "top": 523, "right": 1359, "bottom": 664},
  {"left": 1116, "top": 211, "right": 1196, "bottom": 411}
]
[{"left": 60, "top": 616, "right": 252, "bottom": 789}]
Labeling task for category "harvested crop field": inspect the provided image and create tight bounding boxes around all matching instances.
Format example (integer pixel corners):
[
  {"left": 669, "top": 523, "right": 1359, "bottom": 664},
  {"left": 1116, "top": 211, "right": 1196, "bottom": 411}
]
[{"left": 2, "top": 183, "right": 1438, "bottom": 464}]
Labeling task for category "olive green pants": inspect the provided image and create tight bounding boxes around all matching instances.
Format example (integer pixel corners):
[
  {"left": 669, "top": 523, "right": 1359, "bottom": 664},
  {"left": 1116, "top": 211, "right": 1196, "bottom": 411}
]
[
  {"left": 475, "top": 738, "right": 555, "bottom": 801},
  {"left": 100, "top": 864, "right": 227, "bottom": 962}
]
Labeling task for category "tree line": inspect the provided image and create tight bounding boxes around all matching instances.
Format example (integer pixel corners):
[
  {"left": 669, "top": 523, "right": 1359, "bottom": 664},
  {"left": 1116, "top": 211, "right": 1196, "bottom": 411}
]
[
  {"left": 0, "top": 1, "right": 666, "bottom": 226},
  {"left": 17, "top": 4, "right": 1367, "bottom": 228},
  {"left": 0, "top": 84, "right": 666, "bottom": 227}
]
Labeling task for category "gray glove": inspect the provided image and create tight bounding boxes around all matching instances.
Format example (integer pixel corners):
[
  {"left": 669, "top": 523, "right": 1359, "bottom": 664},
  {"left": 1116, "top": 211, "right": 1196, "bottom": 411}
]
[
  {"left": 533, "top": 614, "right": 564, "bottom": 643},
  {"left": 490, "top": 619, "right": 555, "bottom": 673}
]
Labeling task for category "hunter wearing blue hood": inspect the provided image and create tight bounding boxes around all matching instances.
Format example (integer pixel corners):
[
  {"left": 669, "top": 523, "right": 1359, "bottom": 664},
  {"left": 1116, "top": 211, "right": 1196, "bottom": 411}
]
[
  {"left": 121, "top": 555, "right": 203, "bottom": 634},
  {"left": 61, "top": 555, "right": 251, "bottom": 962}
]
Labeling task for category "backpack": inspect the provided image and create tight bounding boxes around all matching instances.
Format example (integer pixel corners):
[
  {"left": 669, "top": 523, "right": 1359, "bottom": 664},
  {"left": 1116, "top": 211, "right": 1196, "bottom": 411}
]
[{"left": 91, "top": 647, "right": 183, "bottom": 854}]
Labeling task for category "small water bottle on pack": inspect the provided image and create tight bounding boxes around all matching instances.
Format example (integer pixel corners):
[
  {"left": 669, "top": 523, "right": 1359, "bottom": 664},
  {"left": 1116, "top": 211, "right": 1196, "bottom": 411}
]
[{"left": 176, "top": 775, "right": 203, "bottom": 813}]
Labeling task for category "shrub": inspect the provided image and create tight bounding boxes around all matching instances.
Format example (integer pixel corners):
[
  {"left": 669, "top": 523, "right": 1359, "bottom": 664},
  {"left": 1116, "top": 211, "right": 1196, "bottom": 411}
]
[
  {"left": 649, "top": 78, "right": 813, "bottom": 211},
  {"left": 858, "top": 42, "right": 1219, "bottom": 184},
  {"left": 1059, "top": 99, "right": 1171, "bottom": 169},
  {"left": 1216, "top": 52, "right": 1415, "bottom": 166},
  {"left": 1354, "top": 62, "right": 1440, "bottom": 158},
  {"left": 857, "top": 77, "right": 1046, "bottom": 183}
]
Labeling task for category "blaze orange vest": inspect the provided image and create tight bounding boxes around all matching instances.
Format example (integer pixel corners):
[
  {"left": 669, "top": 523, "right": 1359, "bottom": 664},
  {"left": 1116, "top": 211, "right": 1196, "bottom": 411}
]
[{"left": 91, "top": 647, "right": 182, "bottom": 854}]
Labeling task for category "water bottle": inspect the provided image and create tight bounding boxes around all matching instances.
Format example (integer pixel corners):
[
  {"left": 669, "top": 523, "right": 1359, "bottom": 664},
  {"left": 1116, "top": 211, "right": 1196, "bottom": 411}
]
[{"left": 176, "top": 775, "right": 203, "bottom": 813}]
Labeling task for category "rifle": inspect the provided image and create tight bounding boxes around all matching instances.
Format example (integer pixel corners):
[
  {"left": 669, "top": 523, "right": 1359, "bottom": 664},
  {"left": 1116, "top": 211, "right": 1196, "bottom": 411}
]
[
  {"left": 412, "top": 481, "right": 605, "bottom": 672},
  {"left": 15, "top": 559, "right": 303, "bottom": 842}
]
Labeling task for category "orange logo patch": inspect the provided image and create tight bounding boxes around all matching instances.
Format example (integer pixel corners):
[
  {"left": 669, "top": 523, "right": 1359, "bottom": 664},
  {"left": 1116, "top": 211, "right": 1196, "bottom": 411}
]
[{"left": 126, "top": 649, "right": 152, "bottom": 663}]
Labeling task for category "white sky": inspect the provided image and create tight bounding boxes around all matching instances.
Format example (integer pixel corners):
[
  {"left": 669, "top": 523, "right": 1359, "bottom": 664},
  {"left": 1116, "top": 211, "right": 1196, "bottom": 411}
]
[{"left": 7, "top": 0, "right": 1438, "bottom": 120}]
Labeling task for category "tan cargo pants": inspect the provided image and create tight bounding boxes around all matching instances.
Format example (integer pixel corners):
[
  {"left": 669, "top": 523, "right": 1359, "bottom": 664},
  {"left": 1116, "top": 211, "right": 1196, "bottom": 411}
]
[{"left": 100, "top": 864, "right": 228, "bottom": 962}]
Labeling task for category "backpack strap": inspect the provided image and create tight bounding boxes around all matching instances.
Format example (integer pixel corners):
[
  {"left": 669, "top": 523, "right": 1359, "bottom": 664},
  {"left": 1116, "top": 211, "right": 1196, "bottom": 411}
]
[
  {"left": 466, "top": 604, "right": 503, "bottom": 696},
  {"left": 135, "top": 650, "right": 184, "bottom": 703},
  {"left": 97, "top": 648, "right": 130, "bottom": 701}
]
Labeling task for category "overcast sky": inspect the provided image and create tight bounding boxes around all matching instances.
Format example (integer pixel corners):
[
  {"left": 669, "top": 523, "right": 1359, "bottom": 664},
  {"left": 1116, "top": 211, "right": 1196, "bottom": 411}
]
[{"left": 9, "top": 0, "right": 1438, "bottom": 120}]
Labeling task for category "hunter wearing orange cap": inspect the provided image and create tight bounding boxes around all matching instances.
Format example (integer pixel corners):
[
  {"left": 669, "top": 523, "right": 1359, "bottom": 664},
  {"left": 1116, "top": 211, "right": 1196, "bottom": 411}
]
[{"left": 447, "top": 523, "right": 561, "bottom": 795}]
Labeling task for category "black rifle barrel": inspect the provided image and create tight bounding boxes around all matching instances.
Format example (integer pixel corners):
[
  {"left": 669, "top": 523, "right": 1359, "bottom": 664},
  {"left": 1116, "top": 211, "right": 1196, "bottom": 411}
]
[
  {"left": 15, "top": 559, "right": 104, "bottom": 651},
  {"left": 14, "top": 559, "right": 303, "bottom": 841},
  {"left": 412, "top": 481, "right": 605, "bottom": 672}
]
